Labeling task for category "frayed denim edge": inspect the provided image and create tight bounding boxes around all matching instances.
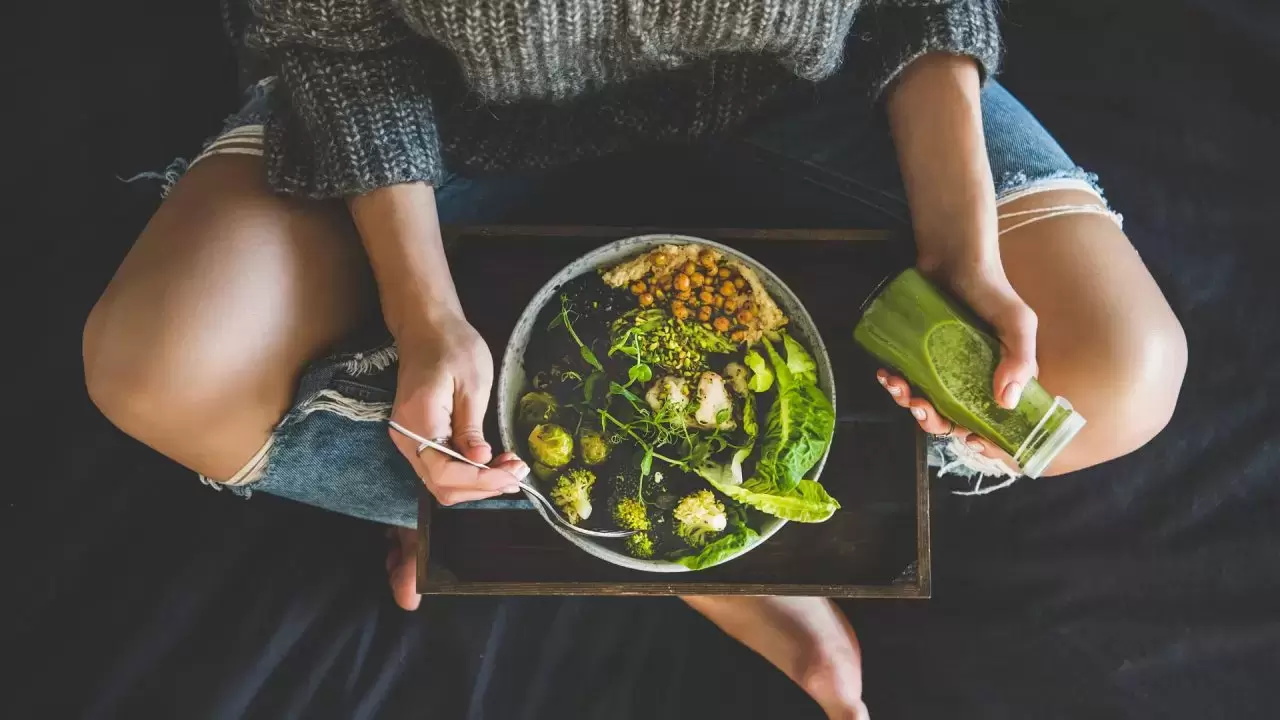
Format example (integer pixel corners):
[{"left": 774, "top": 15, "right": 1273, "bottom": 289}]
[
  {"left": 120, "top": 77, "right": 277, "bottom": 199},
  {"left": 927, "top": 436, "right": 1023, "bottom": 496}
]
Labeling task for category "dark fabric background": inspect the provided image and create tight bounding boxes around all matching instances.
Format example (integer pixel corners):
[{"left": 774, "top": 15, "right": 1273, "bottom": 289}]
[{"left": 7, "top": 1, "right": 1279, "bottom": 718}]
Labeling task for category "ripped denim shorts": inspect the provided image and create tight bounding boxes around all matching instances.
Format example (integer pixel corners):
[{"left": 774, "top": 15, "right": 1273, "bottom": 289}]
[{"left": 188, "top": 77, "right": 1122, "bottom": 527}]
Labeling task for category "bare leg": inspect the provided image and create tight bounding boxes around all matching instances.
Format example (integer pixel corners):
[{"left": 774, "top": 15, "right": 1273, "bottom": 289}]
[
  {"left": 84, "top": 155, "right": 375, "bottom": 480},
  {"left": 996, "top": 189, "right": 1187, "bottom": 474},
  {"left": 98, "top": 158, "right": 863, "bottom": 714},
  {"left": 681, "top": 596, "right": 868, "bottom": 719},
  {"left": 884, "top": 189, "right": 1188, "bottom": 476}
]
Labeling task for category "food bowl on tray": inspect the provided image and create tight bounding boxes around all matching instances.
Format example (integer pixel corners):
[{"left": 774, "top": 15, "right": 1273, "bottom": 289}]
[{"left": 499, "top": 235, "right": 839, "bottom": 571}]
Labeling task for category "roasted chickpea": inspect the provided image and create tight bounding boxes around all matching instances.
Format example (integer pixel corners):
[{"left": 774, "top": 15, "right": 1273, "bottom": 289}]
[
  {"left": 736, "top": 309, "right": 754, "bottom": 324},
  {"left": 689, "top": 271, "right": 705, "bottom": 286},
  {"left": 698, "top": 250, "right": 718, "bottom": 269},
  {"left": 677, "top": 290, "right": 693, "bottom": 302},
  {"left": 698, "top": 305, "right": 713, "bottom": 322},
  {"left": 683, "top": 261, "right": 697, "bottom": 275},
  {"left": 699, "top": 289, "right": 715, "bottom": 304},
  {"left": 639, "top": 292, "right": 655, "bottom": 307},
  {"left": 713, "top": 316, "right": 731, "bottom": 332},
  {"left": 713, "top": 295, "right": 725, "bottom": 308},
  {"left": 674, "top": 273, "right": 691, "bottom": 292},
  {"left": 731, "top": 330, "right": 746, "bottom": 342},
  {"left": 718, "top": 267, "right": 732, "bottom": 279},
  {"left": 653, "top": 252, "right": 669, "bottom": 266},
  {"left": 630, "top": 281, "right": 646, "bottom": 295},
  {"left": 672, "top": 301, "right": 690, "bottom": 320},
  {"left": 723, "top": 297, "right": 739, "bottom": 313},
  {"left": 733, "top": 277, "right": 746, "bottom": 289},
  {"left": 719, "top": 281, "right": 736, "bottom": 297}
]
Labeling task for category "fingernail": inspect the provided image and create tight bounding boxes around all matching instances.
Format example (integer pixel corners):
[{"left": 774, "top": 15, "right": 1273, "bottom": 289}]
[
  {"left": 512, "top": 463, "right": 530, "bottom": 481},
  {"left": 888, "top": 386, "right": 902, "bottom": 397},
  {"left": 967, "top": 440, "right": 985, "bottom": 452},
  {"left": 468, "top": 436, "right": 489, "bottom": 448},
  {"left": 1003, "top": 382, "right": 1023, "bottom": 407},
  {"left": 503, "top": 485, "right": 521, "bottom": 494},
  {"left": 911, "top": 407, "right": 927, "bottom": 421}
]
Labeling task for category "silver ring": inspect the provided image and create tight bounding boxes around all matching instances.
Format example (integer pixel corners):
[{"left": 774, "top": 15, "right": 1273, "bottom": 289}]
[
  {"left": 930, "top": 420, "right": 956, "bottom": 439},
  {"left": 416, "top": 436, "right": 452, "bottom": 455}
]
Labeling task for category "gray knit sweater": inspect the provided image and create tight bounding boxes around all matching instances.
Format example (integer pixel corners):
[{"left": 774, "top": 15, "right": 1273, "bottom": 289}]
[{"left": 247, "top": 0, "right": 1001, "bottom": 199}]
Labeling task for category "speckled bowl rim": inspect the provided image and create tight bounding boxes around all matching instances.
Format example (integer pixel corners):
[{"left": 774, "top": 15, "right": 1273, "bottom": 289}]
[{"left": 497, "top": 234, "right": 836, "bottom": 573}]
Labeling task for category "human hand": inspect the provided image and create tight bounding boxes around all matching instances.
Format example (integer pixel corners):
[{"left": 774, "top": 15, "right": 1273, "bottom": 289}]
[
  {"left": 387, "top": 310, "right": 529, "bottom": 506},
  {"left": 877, "top": 253, "right": 1038, "bottom": 458}
]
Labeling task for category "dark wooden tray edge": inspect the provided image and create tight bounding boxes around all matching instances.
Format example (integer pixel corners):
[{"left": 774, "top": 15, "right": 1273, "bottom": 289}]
[{"left": 418, "top": 433, "right": 931, "bottom": 598}]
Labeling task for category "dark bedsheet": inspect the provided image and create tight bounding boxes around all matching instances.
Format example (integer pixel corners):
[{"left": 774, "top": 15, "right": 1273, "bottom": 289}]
[{"left": 8, "top": 1, "right": 1278, "bottom": 718}]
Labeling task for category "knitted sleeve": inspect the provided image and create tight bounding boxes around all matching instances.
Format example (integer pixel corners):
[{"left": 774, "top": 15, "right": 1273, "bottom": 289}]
[
  {"left": 246, "top": 0, "right": 444, "bottom": 198},
  {"left": 855, "top": 0, "right": 1003, "bottom": 98}
]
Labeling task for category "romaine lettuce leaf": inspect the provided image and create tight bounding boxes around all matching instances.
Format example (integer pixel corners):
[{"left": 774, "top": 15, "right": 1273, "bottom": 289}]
[
  {"left": 744, "top": 350, "right": 774, "bottom": 392},
  {"left": 754, "top": 336, "right": 835, "bottom": 492},
  {"left": 700, "top": 476, "right": 840, "bottom": 523},
  {"left": 675, "top": 525, "right": 760, "bottom": 570}
]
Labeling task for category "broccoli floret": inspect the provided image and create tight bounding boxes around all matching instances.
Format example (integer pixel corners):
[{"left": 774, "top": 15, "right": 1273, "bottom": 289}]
[
  {"left": 673, "top": 489, "right": 728, "bottom": 548},
  {"left": 625, "top": 532, "right": 655, "bottom": 559},
  {"left": 528, "top": 424, "right": 574, "bottom": 468},
  {"left": 612, "top": 496, "right": 651, "bottom": 531},
  {"left": 550, "top": 468, "right": 596, "bottom": 525}
]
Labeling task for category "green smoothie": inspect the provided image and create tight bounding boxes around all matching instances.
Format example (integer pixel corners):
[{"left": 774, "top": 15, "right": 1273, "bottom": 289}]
[{"left": 853, "top": 269, "right": 1084, "bottom": 478}]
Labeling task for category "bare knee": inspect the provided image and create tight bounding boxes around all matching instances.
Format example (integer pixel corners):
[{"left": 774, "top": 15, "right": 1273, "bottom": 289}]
[
  {"left": 1046, "top": 305, "right": 1187, "bottom": 474},
  {"left": 83, "top": 296, "right": 204, "bottom": 449},
  {"left": 83, "top": 291, "right": 281, "bottom": 480}
]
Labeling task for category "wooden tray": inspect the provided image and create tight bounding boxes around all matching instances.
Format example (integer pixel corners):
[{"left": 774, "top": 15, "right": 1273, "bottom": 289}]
[{"left": 418, "top": 227, "right": 929, "bottom": 597}]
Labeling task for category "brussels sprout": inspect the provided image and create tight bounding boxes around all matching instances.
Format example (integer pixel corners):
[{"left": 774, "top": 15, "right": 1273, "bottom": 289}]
[
  {"left": 518, "top": 391, "right": 559, "bottom": 427},
  {"left": 528, "top": 424, "right": 574, "bottom": 468},
  {"left": 578, "top": 428, "right": 611, "bottom": 466},
  {"left": 531, "top": 462, "right": 557, "bottom": 483}
]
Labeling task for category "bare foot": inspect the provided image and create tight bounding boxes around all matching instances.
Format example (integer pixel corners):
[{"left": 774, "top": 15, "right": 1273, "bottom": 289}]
[
  {"left": 682, "top": 596, "right": 867, "bottom": 719},
  {"left": 385, "top": 526, "right": 421, "bottom": 611}
]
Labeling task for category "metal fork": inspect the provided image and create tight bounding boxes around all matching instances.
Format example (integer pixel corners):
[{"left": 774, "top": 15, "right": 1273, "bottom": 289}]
[{"left": 388, "top": 421, "right": 636, "bottom": 539}]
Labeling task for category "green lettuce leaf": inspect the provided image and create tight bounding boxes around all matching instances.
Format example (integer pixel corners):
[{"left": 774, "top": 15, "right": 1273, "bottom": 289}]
[
  {"left": 675, "top": 525, "right": 760, "bottom": 570},
  {"left": 781, "top": 333, "right": 818, "bottom": 385},
  {"left": 744, "top": 349, "right": 774, "bottom": 392},
  {"left": 700, "top": 476, "right": 840, "bottom": 523},
  {"left": 753, "top": 336, "right": 835, "bottom": 493}
]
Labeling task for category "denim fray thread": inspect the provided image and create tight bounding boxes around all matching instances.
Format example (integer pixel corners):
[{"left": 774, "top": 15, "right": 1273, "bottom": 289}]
[{"left": 120, "top": 78, "right": 276, "bottom": 199}]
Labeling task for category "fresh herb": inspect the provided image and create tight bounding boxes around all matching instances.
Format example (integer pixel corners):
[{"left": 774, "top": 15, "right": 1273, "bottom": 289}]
[
  {"left": 695, "top": 391, "right": 758, "bottom": 487},
  {"left": 555, "top": 294, "right": 603, "bottom": 372}
]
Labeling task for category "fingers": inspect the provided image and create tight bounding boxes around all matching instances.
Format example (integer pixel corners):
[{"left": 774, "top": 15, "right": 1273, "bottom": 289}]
[
  {"left": 878, "top": 369, "right": 985, "bottom": 449},
  {"left": 452, "top": 383, "right": 493, "bottom": 465},
  {"left": 875, "top": 370, "right": 912, "bottom": 406},
  {"left": 387, "top": 527, "right": 421, "bottom": 611},
  {"left": 906, "top": 398, "right": 959, "bottom": 436},
  {"left": 991, "top": 301, "right": 1039, "bottom": 409},
  {"left": 418, "top": 452, "right": 530, "bottom": 505},
  {"left": 958, "top": 431, "right": 989, "bottom": 454},
  {"left": 876, "top": 371, "right": 1006, "bottom": 460}
]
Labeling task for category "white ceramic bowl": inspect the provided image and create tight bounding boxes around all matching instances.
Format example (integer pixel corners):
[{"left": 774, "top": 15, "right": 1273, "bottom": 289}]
[{"left": 497, "top": 235, "right": 836, "bottom": 572}]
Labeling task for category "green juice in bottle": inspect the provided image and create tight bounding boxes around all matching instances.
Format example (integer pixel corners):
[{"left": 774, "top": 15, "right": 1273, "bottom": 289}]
[{"left": 853, "top": 269, "right": 1085, "bottom": 478}]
